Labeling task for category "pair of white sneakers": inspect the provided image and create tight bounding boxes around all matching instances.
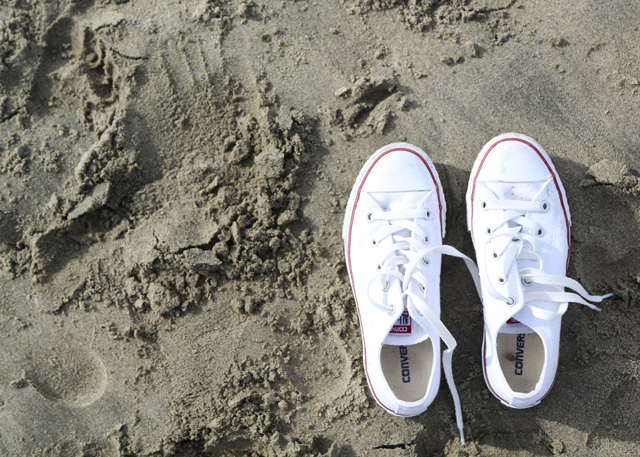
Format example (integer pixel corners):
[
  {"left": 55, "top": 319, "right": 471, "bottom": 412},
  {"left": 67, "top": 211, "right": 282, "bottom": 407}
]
[{"left": 342, "top": 134, "right": 612, "bottom": 443}]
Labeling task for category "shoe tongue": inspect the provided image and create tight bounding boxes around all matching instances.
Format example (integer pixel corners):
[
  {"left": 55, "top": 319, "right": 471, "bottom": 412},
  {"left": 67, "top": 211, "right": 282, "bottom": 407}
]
[
  {"left": 372, "top": 190, "right": 434, "bottom": 346},
  {"left": 369, "top": 190, "right": 432, "bottom": 247},
  {"left": 486, "top": 181, "right": 546, "bottom": 284},
  {"left": 382, "top": 310, "right": 431, "bottom": 346}
]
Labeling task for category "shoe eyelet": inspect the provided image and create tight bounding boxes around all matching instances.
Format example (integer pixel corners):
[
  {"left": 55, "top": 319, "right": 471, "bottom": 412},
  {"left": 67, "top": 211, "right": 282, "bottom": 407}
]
[
  {"left": 522, "top": 277, "right": 532, "bottom": 286},
  {"left": 536, "top": 228, "right": 544, "bottom": 237},
  {"left": 492, "top": 252, "right": 499, "bottom": 259},
  {"left": 423, "top": 235, "right": 429, "bottom": 243},
  {"left": 371, "top": 239, "right": 378, "bottom": 246},
  {"left": 425, "top": 210, "right": 431, "bottom": 219},
  {"left": 506, "top": 296, "right": 516, "bottom": 306},
  {"left": 541, "top": 201, "right": 549, "bottom": 212},
  {"left": 422, "top": 257, "right": 430, "bottom": 266},
  {"left": 419, "top": 284, "right": 426, "bottom": 292},
  {"left": 482, "top": 201, "right": 487, "bottom": 209},
  {"left": 486, "top": 227, "right": 492, "bottom": 235},
  {"left": 498, "top": 277, "right": 506, "bottom": 285},
  {"left": 376, "top": 264, "right": 382, "bottom": 271},
  {"left": 367, "top": 213, "right": 374, "bottom": 222},
  {"left": 381, "top": 280, "right": 390, "bottom": 292}
]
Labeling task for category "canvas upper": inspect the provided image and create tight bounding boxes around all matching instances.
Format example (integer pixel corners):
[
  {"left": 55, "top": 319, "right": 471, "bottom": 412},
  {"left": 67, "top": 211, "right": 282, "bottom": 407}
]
[
  {"left": 465, "top": 133, "right": 611, "bottom": 408},
  {"left": 343, "top": 143, "right": 480, "bottom": 442}
]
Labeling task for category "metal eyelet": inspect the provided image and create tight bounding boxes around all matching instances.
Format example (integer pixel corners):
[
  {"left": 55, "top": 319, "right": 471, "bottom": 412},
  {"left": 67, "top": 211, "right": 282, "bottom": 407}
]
[
  {"left": 419, "top": 284, "right": 426, "bottom": 291},
  {"left": 423, "top": 235, "right": 429, "bottom": 243},
  {"left": 492, "top": 252, "right": 499, "bottom": 259},
  {"left": 536, "top": 228, "right": 544, "bottom": 237},
  {"left": 376, "top": 264, "right": 382, "bottom": 271},
  {"left": 371, "top": 239, "right": 378, "bottom": 246},
  {"left": 541, "top": 201, "right": 549, "bottom": 212},
  {"left": 498, "top": 277, "right": 506, "bottom": 285},
  {"left": 486, "top": 227, "right": 492, "bottom": 234},
  {"left": 425, "top": 210, "right": 431, "bottom": 219},
  {"left": 422, "top": 257, "right": 430, "bottom": 266},
  {"left": 482, "top": 201, "right": 487, "bottom": 209},
  {"left": 367, "top": 213, "right": 374, "bottom": 222},
  {"left": 506, "top": 296, "right": 516, "bottom": 306},
  {"left": 522, "top": 277, "right": 532, "bottom": 286}
]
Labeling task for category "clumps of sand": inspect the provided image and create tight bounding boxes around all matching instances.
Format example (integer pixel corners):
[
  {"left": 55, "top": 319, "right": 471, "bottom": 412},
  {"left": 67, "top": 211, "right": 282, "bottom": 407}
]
[
  {"left": 193, "top": 0, "right": 257, "bottom": 31},
  {"left": 342, "top": 0, "right": 516, "bottom": 67},
  {"left": 329, "top": 66, "right": 409, "bottom": 138},
  {"left": 0, "top": 6, "right": 37, "bottom": 123},
  {"left": 581, "top": 159, "right": 640, "bottom": 195},
  {"left": 347, "top": 0, "right": 514, "bottom": 39},
  {"left": 1, "top": 1, "right": 320, "bottom": 317},
  {"left": 121, "top": 87, "right": 319, "bottom": 317}
]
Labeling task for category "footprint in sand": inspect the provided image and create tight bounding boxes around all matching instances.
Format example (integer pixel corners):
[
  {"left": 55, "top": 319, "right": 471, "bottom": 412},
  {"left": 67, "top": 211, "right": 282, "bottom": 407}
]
[
  {"left": 11, "top": 325, "right": 108, "bottom": 408},
  {"left": 284, "top": 331, "right": 350, "bottom": 402}
]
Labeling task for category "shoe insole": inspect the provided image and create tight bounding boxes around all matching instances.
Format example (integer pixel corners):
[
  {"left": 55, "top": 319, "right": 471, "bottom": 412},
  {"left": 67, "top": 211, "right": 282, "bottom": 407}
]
[
  {"left": 497, "top": 332, "right": 544, "bottom": 393},
  {"left": 381, "top": 340, "right": 433, "bottom": 402}
]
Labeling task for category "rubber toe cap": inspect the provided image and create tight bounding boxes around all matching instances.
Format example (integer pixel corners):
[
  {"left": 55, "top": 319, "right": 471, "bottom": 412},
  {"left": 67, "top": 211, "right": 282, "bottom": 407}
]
[
  {"left": 362, "top": 148, "right": 436, "bottom": 192},
  {"left": 476, "top": 138, "right": 552, "bottom": 183}
]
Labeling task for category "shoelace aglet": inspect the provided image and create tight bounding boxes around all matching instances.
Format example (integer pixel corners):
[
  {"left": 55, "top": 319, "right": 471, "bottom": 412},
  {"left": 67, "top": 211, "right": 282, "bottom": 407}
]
[
  {"left": 592, "top": 292, "right": 614, "bottom": 312},
  {"left": 459, "top": 428, "right": 465, "bottom": 446}
]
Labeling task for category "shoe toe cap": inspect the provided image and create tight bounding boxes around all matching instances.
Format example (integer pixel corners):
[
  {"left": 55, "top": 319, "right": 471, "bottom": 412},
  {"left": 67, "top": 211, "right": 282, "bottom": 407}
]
[
  {"left": 362, "top": 147, "right": 437, "bottom": 192},
  {"left": 476, "top": 137, "right": 552, "bottom": 183}
]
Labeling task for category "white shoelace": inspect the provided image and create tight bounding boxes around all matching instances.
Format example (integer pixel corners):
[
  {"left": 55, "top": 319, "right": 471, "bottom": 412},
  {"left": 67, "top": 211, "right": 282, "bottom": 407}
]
[
  {"left": 482, "top": 198, "right": 613, "bottom": 320},
  {"left": 366, "top": 208, "right": 481, "bottom": 445}
]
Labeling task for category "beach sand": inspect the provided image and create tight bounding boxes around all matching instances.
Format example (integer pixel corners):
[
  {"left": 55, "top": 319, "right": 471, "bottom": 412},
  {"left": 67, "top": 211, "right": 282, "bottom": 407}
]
[{"left": 1, "top": 1, "right": 639, "bottom": 455}]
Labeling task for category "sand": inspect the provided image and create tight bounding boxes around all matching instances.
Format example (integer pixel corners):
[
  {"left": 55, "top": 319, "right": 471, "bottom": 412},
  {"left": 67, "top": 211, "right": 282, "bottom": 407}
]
[{"left": 1, "top": 0, "right": 639, "bottom": 455}]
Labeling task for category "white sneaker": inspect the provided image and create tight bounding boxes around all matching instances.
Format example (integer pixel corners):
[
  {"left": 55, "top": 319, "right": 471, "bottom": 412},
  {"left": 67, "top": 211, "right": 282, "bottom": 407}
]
[
  {"left": 465, "top": 133, "right": 612, "bottom": 409},
  {"left": 343, "top": 143, "right": 480, "bottom": 443}
]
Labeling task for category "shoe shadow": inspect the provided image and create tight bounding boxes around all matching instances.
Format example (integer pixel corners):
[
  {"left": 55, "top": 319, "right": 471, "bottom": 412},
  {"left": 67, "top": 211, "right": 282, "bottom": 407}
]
[{"left": 411, "top": 158, "right": 640, "bottom": 454}]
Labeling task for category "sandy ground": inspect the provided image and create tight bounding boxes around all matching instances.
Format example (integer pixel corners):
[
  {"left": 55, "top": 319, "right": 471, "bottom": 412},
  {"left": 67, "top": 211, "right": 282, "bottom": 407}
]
[{"left": 1, "top": 0, "right": 640, "bottom": 456}]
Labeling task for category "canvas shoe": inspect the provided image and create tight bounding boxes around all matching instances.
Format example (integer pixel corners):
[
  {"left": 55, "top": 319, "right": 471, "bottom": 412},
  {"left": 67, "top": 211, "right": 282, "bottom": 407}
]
[
  {"left": 466, "top": 133, "right": 612, "bottom": 409},
  {"left": 343, "top": 143, "right": 480, "bottom": 443}
]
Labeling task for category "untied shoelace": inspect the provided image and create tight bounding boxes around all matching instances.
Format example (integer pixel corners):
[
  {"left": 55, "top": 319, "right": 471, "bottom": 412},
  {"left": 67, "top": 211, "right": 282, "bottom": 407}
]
[
  {"left": 481, "top": 197, "right": 613, "bottom": 320},
  {"left": 366, "top": 208, "right": 481, "bottom": 445}
]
